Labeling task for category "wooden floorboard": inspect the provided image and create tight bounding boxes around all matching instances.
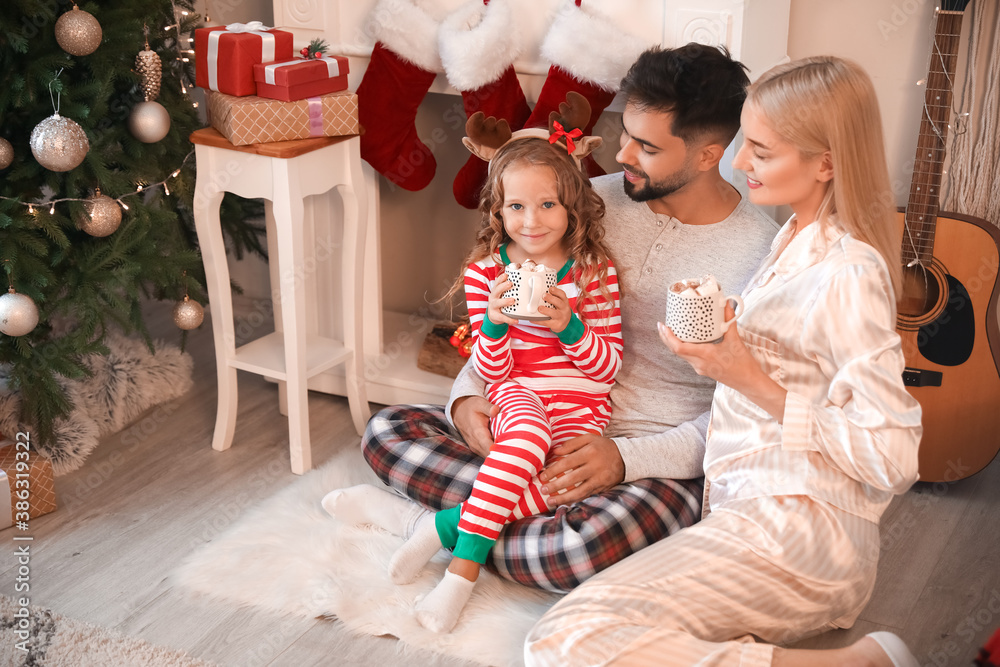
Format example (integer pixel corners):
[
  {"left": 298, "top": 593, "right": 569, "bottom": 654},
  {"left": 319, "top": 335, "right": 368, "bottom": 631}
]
[{"left": 5, "top": 297, "right": 1000, "bottom": 666}]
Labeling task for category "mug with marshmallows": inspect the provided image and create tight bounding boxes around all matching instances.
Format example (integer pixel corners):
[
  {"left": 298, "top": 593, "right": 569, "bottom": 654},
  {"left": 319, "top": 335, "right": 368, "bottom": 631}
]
[
  {"left": 665, "top": 275, "right": 744, "bottom": 343},
  {"left": 501, "top": 259, "right": 558, "bottom": 320}
]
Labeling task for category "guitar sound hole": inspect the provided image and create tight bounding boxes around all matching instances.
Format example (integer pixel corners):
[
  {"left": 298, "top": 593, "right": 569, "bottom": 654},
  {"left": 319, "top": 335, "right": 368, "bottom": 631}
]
[{"left": 899, "top": 264, "right": 942, "bottom": 319}]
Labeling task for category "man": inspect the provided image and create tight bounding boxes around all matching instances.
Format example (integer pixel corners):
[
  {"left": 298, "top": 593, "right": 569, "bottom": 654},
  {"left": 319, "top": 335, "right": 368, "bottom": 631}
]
[{"left": 331, "top": 44, "right": 779, "bottom": 593}]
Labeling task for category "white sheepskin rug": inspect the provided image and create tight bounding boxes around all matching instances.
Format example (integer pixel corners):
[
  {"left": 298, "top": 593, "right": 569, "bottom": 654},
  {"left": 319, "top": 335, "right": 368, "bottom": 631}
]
[
  {"left": 0, "top": 332, "right": 194, "bottom": 475},
  {"left": 171, "top": 446, "right": 562, "bottom": 667}
]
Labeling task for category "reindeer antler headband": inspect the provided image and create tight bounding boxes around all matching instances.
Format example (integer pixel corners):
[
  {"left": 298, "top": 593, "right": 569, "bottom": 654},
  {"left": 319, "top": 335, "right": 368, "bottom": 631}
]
[{"left": 462, "top": 91, "right": 603, "bottom": 167}]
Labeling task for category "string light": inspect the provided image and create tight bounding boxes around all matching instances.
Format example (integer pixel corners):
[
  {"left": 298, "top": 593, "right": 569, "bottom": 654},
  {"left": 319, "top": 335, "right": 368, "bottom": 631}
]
[{"left": 0, "top": 150, "right": 193, "bottom": 215}]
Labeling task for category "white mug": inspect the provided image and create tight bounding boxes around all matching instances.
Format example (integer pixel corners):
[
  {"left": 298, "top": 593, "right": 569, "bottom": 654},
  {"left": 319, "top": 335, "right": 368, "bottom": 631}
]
[
  {"left": 501, "top": 265, "right": 558, "bottom": 319},
  {"left": 665, "top": 288, "right": 744, "bottom": 343}
]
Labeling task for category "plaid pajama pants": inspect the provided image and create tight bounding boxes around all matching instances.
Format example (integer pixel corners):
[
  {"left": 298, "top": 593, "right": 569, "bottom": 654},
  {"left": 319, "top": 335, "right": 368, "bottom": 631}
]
[{"left": 362, "top": 404, "right": 704, "bottom": 593}]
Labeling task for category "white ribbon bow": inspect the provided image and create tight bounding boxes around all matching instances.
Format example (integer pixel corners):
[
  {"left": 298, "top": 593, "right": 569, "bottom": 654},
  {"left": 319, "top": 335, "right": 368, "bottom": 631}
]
[
  {"left": 225, "top": 21, "right": 272, "bottom": 32},
  {"left": 207, "top": 22, "right": 277, "bottom": 92}
]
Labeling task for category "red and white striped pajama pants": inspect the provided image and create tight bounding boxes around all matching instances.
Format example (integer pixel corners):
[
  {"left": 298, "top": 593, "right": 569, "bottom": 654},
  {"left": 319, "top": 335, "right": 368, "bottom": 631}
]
[{"left": 457, "top": 381, "right": 612, "bottom": 544}]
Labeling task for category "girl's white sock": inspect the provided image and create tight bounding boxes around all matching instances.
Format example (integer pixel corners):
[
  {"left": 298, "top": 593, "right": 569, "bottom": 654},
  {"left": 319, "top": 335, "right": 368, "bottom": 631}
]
[
  {"left": 388, "top": 512, "right": 443, "bottom": 584},
  {"left": 415, "top": 570, "right": 477, "bottom": 634}
]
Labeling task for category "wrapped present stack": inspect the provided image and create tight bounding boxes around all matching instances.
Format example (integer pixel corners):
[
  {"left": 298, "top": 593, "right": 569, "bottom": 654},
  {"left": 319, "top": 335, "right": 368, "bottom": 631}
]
[{"left": 195, "top": 25, "right": 359, "bottom": 146}]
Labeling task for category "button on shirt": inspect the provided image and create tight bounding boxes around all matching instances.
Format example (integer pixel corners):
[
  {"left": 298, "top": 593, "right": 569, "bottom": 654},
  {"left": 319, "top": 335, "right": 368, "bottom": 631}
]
[{"left": 704, "top": 218, "right": 923, "bottom": 523}]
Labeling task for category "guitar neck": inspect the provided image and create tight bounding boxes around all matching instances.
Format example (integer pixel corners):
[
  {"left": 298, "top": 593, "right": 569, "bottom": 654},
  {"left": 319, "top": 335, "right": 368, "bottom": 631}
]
[{"left": 902, "top": 8, "right": 965, "bottom": 266}]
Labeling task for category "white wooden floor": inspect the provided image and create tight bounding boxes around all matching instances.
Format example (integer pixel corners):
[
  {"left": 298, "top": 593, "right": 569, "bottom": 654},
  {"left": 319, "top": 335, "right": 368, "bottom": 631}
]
[{"left": 3, "top": 299, "right": 998, "bottom": 666}]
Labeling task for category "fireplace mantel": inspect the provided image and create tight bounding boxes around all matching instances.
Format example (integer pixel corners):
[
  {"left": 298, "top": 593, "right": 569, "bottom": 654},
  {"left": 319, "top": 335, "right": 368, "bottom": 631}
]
[{"left": 272, "top": 0, "right": 791, "bottom": 102}]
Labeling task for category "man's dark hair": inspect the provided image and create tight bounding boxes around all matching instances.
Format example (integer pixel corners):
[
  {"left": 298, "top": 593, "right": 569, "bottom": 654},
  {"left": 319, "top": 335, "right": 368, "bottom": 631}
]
[{"left": 619, "top": 43, "right": 750, "bottom": 147}]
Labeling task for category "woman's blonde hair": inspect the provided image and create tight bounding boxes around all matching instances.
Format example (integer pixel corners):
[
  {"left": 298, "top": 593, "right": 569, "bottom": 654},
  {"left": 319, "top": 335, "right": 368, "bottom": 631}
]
[
  {"left": 443, "top": 138, "right": 616, "bottom": 324},
  {"left": 746, "top": 56, "right": 902, "bottom": 298}
]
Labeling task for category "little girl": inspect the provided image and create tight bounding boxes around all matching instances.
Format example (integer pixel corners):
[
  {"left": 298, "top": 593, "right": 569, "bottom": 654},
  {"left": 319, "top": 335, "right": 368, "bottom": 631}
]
[{"left": 389, "top": 112, "right": 622, "bottom": 633}]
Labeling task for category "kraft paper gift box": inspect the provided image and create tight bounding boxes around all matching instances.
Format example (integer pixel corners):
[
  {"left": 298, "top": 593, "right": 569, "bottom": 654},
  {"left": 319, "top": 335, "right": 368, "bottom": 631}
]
[
  {"left": 206, "top": 89, "right": 360, "bottom": 146},
  {"left": 0, "top": 443, "right": 57, "bottom": 530},
  {"left": 195, "top": 22, "right": 294, "bottom": 97},
  {"left": 253, "top": 56, "right": 350, "bottom": 102}
]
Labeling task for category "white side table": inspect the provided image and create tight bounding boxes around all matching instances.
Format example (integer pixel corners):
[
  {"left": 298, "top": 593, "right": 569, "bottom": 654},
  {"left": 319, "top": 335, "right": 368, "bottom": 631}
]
[{"left": 190, "top": 127, "right": 370, "bottom": 474}]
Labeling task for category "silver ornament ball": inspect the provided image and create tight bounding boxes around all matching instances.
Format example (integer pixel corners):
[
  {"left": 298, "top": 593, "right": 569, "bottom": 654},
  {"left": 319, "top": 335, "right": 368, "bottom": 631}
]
[
  {"left": 0, "top": 137, "right": 12, "bottom": 170},
  {"left": 30, "top": 113, "right": 89, "bottom": 172},
  {"left": 173, "top": 297, "right": 204, "bottom": 330},
  {"left": 128, "top": 101, "right": 171, "bottom": 143},
  {"left": 0, "top": 289, "right": 40, "bottom": 337},
  {"left": 82, "top": 191, "right": 122, "bottom": 237},
  {"left": 55, "top": 6, "right": 103, "bottom": 57}
]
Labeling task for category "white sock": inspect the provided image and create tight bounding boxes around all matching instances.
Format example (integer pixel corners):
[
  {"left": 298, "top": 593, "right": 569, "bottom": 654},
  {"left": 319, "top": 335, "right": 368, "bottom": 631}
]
[
  {"left": 321, "top": 484, "right": 429, "bottom": 537},
  {"left": 415, "top": 570, "right": 477, "bottom": 634},
  {"left": 388, "top": 512, "right": 443, "bottom": 585},
  {"left": 866, "top": 632, "right": 919, "bottom": 667}
]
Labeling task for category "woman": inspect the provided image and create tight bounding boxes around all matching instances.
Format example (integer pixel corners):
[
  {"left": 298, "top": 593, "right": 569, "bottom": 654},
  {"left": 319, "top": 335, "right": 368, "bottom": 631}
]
[{"left": 524, "top": 56, "right": 922, "bottom": 667}]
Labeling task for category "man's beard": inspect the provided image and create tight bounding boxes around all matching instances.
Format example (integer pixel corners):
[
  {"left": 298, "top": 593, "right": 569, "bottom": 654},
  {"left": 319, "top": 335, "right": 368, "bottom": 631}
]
[{"left": 622, "top": 167, "right": 694, "bottom": 202}]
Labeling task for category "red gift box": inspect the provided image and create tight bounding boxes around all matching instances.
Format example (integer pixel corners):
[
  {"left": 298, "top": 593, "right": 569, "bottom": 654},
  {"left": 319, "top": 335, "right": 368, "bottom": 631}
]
[
  {"left": 253, "top": 56, "right": 350, "bottom": 102},
  {"left": 195, "top": 22, "right": 294, "bottom": 97}
]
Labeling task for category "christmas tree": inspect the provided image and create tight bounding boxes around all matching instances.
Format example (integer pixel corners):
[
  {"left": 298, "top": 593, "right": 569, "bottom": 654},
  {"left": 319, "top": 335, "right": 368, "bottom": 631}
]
[{"left": 0, "top": 1, "right": 263, "bottom": 444}]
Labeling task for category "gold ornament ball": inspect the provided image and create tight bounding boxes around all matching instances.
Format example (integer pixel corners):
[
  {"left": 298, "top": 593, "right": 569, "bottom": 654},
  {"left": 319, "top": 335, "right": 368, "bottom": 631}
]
[
  {"left": 0, "top": 137, "right": 12, "bottom": 170},
  {"left": 82, "top": 191, "right": 122, "bottom": 237},
  {"left": 30, "top": 113, "right": 89, "bottom": 172},
  {"left": 0, "top": 289, "right": 40, "bottom": 337},
  {"left": 128, "top": 101, "right": 171, "bottom": 143},
  {"left": 55, "top": 6, "right": 103, "bottom": 57},
  {"left": 173, "top": 297, "right": 205, "bottom": 330}
]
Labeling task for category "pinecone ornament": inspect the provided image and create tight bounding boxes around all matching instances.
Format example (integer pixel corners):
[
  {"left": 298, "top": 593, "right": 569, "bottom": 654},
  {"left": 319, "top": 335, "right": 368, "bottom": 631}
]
[{"left": 136, "top": 40, "right": 161, "bottom": 101}]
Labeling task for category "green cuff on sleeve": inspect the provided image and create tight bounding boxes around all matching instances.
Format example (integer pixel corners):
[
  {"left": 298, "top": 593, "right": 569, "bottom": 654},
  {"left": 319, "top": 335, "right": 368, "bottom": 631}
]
[
  {"left": 453, "top": 530, "right": 496, "bottom": 565},
  {"left": 434, "top": 504, "right": 461, "bottom": 550},
  {"left": 479, "top": 318, "right": 509, "bottom": 341},
  {"left": 556, "top": 313, "right": 585, "bottom": 345}
]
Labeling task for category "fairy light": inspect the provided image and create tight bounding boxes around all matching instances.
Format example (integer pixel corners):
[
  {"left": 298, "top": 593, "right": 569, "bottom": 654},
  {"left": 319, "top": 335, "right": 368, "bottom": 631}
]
[{"left": 0, "top": 150, "right": 194, "bottom": 215}]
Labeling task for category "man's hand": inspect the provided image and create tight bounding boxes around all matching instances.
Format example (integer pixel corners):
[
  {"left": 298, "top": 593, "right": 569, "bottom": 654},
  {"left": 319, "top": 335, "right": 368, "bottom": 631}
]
[
  {"left": 452, "top": 395, "right": 498, "bottom": 458},
  {"left": 539, "top": 434, "right": 625, "bottom": 506}
]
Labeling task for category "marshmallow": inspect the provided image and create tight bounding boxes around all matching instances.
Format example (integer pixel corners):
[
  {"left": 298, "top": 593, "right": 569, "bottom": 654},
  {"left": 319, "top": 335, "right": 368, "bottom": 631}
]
[
  {"left": 696, "top": 275, "right": 720, "bottom": 296},
  {"left": 510, "top": 260, "right": 549, "bottom": 273},
  {"left": 671, "top": 275, "right": 721, "bottom": 297}
]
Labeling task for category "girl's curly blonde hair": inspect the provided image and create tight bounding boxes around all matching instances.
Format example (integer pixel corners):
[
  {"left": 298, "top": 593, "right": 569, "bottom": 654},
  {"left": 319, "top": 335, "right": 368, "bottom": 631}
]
[{"left": 444, "top": 138, "right": 618, "bottom": 325}]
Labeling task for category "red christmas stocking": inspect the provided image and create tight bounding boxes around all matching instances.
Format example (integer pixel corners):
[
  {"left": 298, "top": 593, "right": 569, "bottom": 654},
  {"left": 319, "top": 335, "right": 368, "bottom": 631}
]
[
  {"left": 357, "top": 0, "right": 444, "bottom": 192},
  {"left": 440, "top": 0, "right": 531, "bottom": 209},
  {"left": 525, "top": 0, "right": 646, "bottom": 178}
]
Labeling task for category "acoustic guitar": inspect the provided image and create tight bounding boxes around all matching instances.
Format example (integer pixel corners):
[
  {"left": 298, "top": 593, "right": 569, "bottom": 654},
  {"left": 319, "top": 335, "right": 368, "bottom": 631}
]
[{"left": 896, "top": 0, "right": 1000, "bottom": 482}]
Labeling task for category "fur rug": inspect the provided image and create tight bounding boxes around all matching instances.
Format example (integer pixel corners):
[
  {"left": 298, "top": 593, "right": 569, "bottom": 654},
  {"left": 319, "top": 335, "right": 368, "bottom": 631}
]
[
  {"left": 0, "top": 595, "right": 213, "bottom": 667},
  {"left": 0, "top": 333, "right": 193, "bottom": 475},
  {"left": 171, "top": 447, "right": 562, "bottom": 667}
]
